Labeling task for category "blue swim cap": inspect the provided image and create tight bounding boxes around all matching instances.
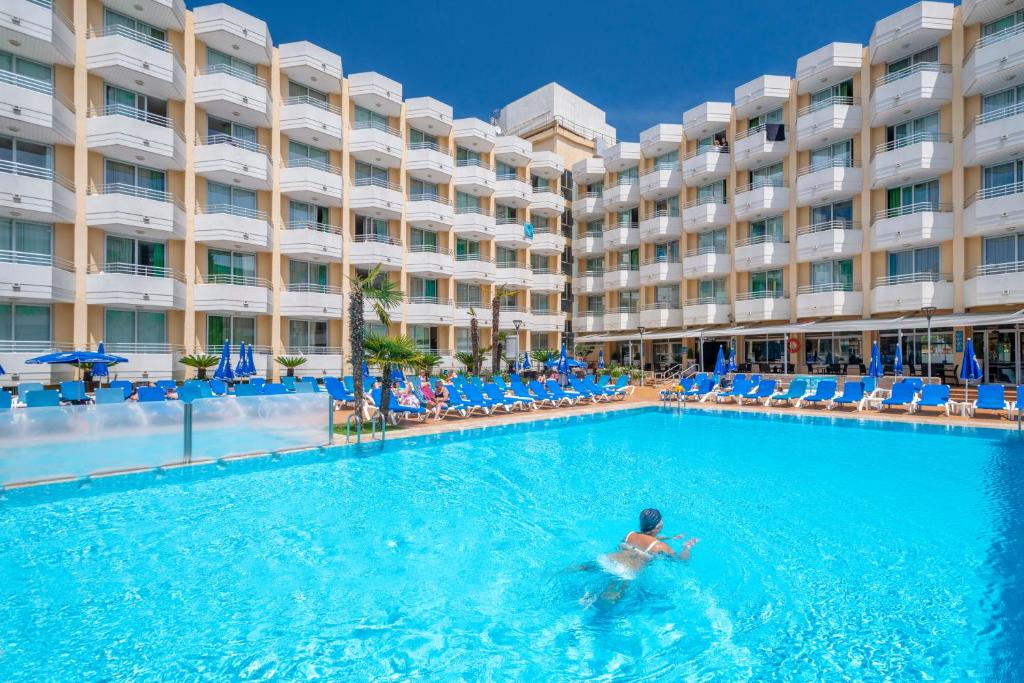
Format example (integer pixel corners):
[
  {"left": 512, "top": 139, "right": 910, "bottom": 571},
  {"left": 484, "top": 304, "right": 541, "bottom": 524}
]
[{"left": 639, "top": 508, "right": 662, "bottom": 533}]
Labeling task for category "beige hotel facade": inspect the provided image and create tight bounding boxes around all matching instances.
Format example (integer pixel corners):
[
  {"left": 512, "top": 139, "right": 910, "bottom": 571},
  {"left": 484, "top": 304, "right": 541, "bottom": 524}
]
[{"left": 1, "top": 0, "right": 1023, "bottom": 385}]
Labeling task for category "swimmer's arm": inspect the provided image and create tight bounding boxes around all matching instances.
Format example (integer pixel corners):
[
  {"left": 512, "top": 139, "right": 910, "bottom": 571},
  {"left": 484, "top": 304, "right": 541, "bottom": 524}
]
[{"left": 675, "top": 538, "right": 699, "bottom": 561}]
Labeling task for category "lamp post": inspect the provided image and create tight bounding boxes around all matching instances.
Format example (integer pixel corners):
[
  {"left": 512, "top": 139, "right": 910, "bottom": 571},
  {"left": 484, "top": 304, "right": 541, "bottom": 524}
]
[
  {"left": 921, "top": 306, "right": 936, "bottom": 378},
  {"left": 512, "top": 319, "right": 523, "bottom": 375},
  {"left": 638, "top": 326, "right": 646, "bottom": 386}
]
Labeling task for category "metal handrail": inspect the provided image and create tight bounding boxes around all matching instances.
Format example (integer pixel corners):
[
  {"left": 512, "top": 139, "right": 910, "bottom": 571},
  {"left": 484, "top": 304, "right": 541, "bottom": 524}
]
[
  {"left": 204, "top": 344, "right": 271, "bottom": 354},
  {"left": 643, "top": 301, "right": 680, "bottom": 310},
  {"left": 641, "top": 209, "right": 681, "bottom": 220},
  {"left": 607, "top": 305, "right": 639, "bottom": 314},
  {"left": 201, "top": 203, "right": 268, "bottom": 220},
  {"left": 736, "top": 289, "right": 787, "bottom": 301},
  {"left": 530, "top": 266, "right": 562, "bottom": 274},
  {"left": 283, "top": 95, "right": 341, "bottom": 115},
  {"left": 495, "top": 217, "right": 523, "bottom": 226},
  {"left": 873, "top": 272, "right": 951, "bottom": 287},
  {"left": 532, "top": 224, "right": 560, "bottom": 235},
  {"left": 796, "top": 282, "right": 859, "bottom": 294},
  {"left": 406, "top": 296, "right": 453, "bottom": 305},
  {"left": 642, "top": 255, "right": 682, "bottom": 266},
  {"left": 0, "top": 340, "right": 73, "bottom": 353},
  {"left": 88, "top": 24, "right": 173, "bottom": 53},
  {"left": 967, "top": 181, "right": 1024, "bottom": 205},
  {"left": 683, "top": 144, "right": 729, "bottom": 160},
  {"left": 684, "top": 245, "right": 728, "bottom": 257},
  {"left": 606, "top": 262, "right": 640, "bottom": 272},
  {"left": 100, "top": 342, "right": 185, "bottom": 354},
  {"left": 407, "top": 140, "right": 450, "bottom": 155},
  {"left": 579, "top": 306, "right": 606, "bottom": 315},
  {"left": 456, "top": 157, "right": 494, "bottom": 171},
  {"left": 455, "top": 253, "right": 493, "bottom": 263},
  {"left": 89, "top": 103, "right": 176, "bottom": 131},
  {"left": 531, "top": 186, "right": 560, "bottom": 196},
  {"left": 874, "top": 62, "right": 950, "bottom": 87},
  {"left": 972, "top": 261, "right": 1024, "bottom": 277},
  {"left": 454, "top": 205, "right": 493, "bottom": 216},
  {"left": 0, "top": 249, "right": 73, "bottom": 270},
  {"left": 90, "top": 262, "right": 185, "bottom": 281},
  {"left": 200, "top": 273, "right": 271, "bottom": 288},
  {"left": 970, "top": 20, "right": 1024, "bottom": 55},
  {"left": 201, "top": 133, "right": 267, "bottom": 154},
  {"left": 408, "top": 192, "right": 450, "bottom": 204},
  {"left": 968, "top": 101, "right": 1024, "bottom": 135},
  {"left": 496, "top": 261, "right": 529, "bottom": 269},
  {"left": 640, "top": 161, "right": 680, "bottom": 176},
  {"left": 612, "top": 176, "right": 639, "bottom": 187},
  {"left": 580, "top": 190, "right": 603, "bottom": 199},
  {"left": 735, "top": 234, "right": 788, "bottom": 247},
  {"left": 286, "top": 346, "right": 342, "bottom": 355},
  {"left": 604, "top": 221, "right": 639, "bottom": 231},
  {"left": 0, "top": 69, "right": 53, "bottom": 96},
  {"left": 286, "top": 219, "right": 342, "bottom": 234},
  {"left": 797, "top": 158, "right": 860, "bottom": 176},
  {"left": 352, "top": 233, "right": 402, "bottom": 246},
  {"left": 736, "top": 178, "right": 786, "bottom": 193},
  {"left": 455, "top": 299, "right": 483, "bottom": 308},
  {"left": 407, "top": 244, "right": 452, "bottom": 255},
  {"left": 0, "top": 159, "right": 75, "bottom": 191},
  {"left": 93, "top": 182, "right": 177, "bottom": 205},
  {"left": 874, "top": 202, "right": 951, "bottom": 220},
  {"left": 351, "top": 119, "right": 401, "bottom": 137},
  {"left": 797, "top": 96, "right": 860, "bottom": 117},
  {"left": 578, "top": 268, "right": 605, "bottom": 276},
  {"left": 285, "top": 282, "right": 343, "bottom": 295},
  {"left": 684, "top": 195, "right": 728, "bottom": 209},
  {"left": 495, "top": 172, "right": 526, "bottom": 182},
  {"left": 498, "top": 304, "right": 526, "bottom": 313},
  {"left": 353, "top": 176, "right": 401, "bottom": 192},
  {"left": 685, "top": 296, "right": 729, "bottom": 306},
  {"left": 286, "top": 157, "right": 343, "bottom": 175},
  {"left": 736, "top": 122, "right": 785, "bottom": 141},
  {"left": 875, "top": 132, "right": 951, "bottom": 154},
  {"left": 796, "top": 219, "right": 861, "bottom": 235},
  {"left": 196, "top": 63, "right": 266, "bottom": 88}
]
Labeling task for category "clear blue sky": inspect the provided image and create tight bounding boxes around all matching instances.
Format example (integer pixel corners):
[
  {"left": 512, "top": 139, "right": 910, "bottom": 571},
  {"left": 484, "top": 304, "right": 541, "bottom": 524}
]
[{"left": 195, "top": 0, "right": 920, "bottom": 139}]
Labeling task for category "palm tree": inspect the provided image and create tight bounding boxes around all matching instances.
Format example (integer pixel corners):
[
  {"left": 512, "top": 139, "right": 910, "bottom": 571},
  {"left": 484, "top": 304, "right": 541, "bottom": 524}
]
[
  {"left": 274, "top": 355, "right": 307, "bottom": 377},
  {"left": 347, "top": 265, "right": 403, "bottom": 421},
  {"left": 411, "top": 352, "right": 442, "bottom": 376},
  {"left": 469, "top": 309, "right": 481, "bottom": 375},
  {"left": 178, "top": 354, "right": 220, "bottom": 380},
  {"left": 490, "top": 286, "right": 514, "bottom": 376},
  {"left": 362, "top": 334, "right": 419, "bottom": 426}
]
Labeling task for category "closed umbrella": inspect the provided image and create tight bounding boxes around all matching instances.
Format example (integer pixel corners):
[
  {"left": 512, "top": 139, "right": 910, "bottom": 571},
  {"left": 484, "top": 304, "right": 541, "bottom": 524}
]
[
  {"left": 0, "top": 362, "right": 5, "bottom": 376},
  {"left": 867, "top": 341, "right": 883, "bottom": 378},
  {"left": 597, "top": 350, "right": 605, "bottom": 370},
  {"left": 512, "top": 354, "right": 520, "bottom": 373},
  {"left": 235, "top": 341, "right": 248, "bottom": 377},
  {"left": 714, "top": 345, "right": 726, "bottom": 376},
  {"left": 246, "top": 343, "right": 256, "bottom": 379},
  {"left": 960, "top": 337, "right": 983, "bottom": 407},
  {"left": 362, "top": 360, "right": 371, "bottom": 378},
  {"left": 522, "top": 351, "right": 531, "bottom": 371},
  {"left": 893, "top": 343, "right": 904, "bottom": 377},
  {"left": 556, "top": 342, "right": 569, "bottom": 376},
  {"left": 727, "top": 346, "right": 737, "bottom": 373},
  {"left": 91, "top": 341, "right": 110, "bottom": 379},
  {"left": 213, "top": 340, "right": 234, "bottom": 381}
]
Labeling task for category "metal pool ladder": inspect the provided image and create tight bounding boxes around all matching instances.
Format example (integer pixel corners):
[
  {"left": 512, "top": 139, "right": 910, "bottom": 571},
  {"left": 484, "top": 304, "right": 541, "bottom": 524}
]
[{"left": 344, "top": 414, "right": 386, "bottom": 443}]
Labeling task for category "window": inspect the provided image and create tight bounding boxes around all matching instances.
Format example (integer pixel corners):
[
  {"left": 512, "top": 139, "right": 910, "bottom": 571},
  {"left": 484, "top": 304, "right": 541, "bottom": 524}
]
[
  {"left": 616, "top": 208, "right": 638, "bottom": 225},
  {"left": 495, "top": 162, "right": 517, "bottom": 179},
  {"left": 288, "top": 200, "right": 328, "bottom": 227},
  {"left": 618, "top": 166, "right": 639, "bottom": 183},
  {"left": 810, "top": 259, "right": 853, "bottom": 290},
  {"left": 288, "top": 259, "right": 328, "bottom": 291},
  {"left": 209, "top": 182, "right": 257, "bottom": 216},
  {"left": 207, "top": 315, "right": 255, "bottom": 348},
  {"left": 654, "top": 241, "right": 679, "bottom": 261},
  {"left": 810, "top": 200, "right": 854, "bottom": 227},
  {"left": 982, "top": 159, "right": 1024, "bottom": 194},
  {"left": 355, "top": 106, "right": 388, "bottom": 129},
  {"left": 408, "top": 325, "right": 438, "bottom": 352},
  {"left": 455, "top": 328, "right": 471, "bottom": 353},
  {"left": 289, "top": 141, "right": 330, "bottom": 170},
  {"left": 982, "top": 10, "right": 1024, "bottom": 39},
  {"left": 530, "top": 253, "right": 548, "bottom": 271},
  {"left": 105, "top": 83, "right": 168, "bottom": 122},
  {"left": 354, "top": 215, "right": 388, "bottom": 238},
  {"left": 496, "top": 204, "right": 517, "bottom": 223},
  {"left": 532, "top": 333, "right": 551, "bottom": 350},
  {"left": 982, "top": 233, "right": 1024, "bottom": 265},
  {"left": 697, "top": 279, "right": 727, "bottom": 303},
  {"left": 409, "top": 179, "right": 439, "bottom": 200},
  {"left": 207, "top": 249, "right": 256, "bottom": 284},
  {"left": 104, "top": 8, "right": 165, "bottom": 43},
  {"left": 532, "top": 174, "right": 549, "bottom": 190},
  {"left": 0, "top": 304, "right": 50, "bottom": 345},
  {"left": 409, "top": 228, "right": 438, "bottom": 251},
  {"left": 697, "top": 132, "right": 728, "bottom": 152},
  {"left": 748, "top": 107, "right": 783, "bottom": 129},
  {"left": 618, "top": 290, "right": 640, "bottom": 312},
  {"left": 496, "top": 246, "right": 517, "bottom": 265},
  {"left": 456, "top": 147, "right": 481, "bottom": 165},
  {"left": 810, "top": 139, "right": 853, "bottom": 171},
  {"left": 288, "top": 320, "right": 328, "bottom": 351},
  {"left": 456, "top": 238, "right": 480, "bottom": 259},
  {"left": 981, "top": 85, "right": 1024, "bottom": 120},
  {"left": 530, "top": 293, "right": 551, "bottom": 312},
  {"left": 287, "top": 80, "right": 328, "bottom": 106},
  {"left": 654, "top": 285, "right": 680, "bottom": 307},
  {"left": 654, "top": 196, "right": 679, "bottom": 215},
  {"left": 207, "top": 116, "right": 257, "bottom": 149},
  {"left": 697, "top": 228, "right": 727, "bottom": 253},
  {"left": 456, "top": 283, "right": 481, "bottom": 305},
  {"left": 0, "top": 51, "right": 52, "bottom": 88},
  {"left": 886, "top": 111, "right": 940, "bottom": 149},
  {"left": 585, "top": 181, "right": 603, "bottom": 194},
  {"left": 0, "top": 219, "right": 52, "bottom": 260},
  {"left": 0, "top": 135, "right": 51, "bottom": 171},
  {"left": 654, "top": 150, "right": 679, "bottom": 169},
  {"left": 365, "top": 322, "right": 387, "bottom": 338},
  {"left": 409, "top": 128, "right": 437, "bottom": 147},
  {"left": 750, "top": 162, "right": 784, "bottom": 189},
  {"left": 614, "top": 248, "right": 639, "bottom": 268},
  {"left": 583, "top": 296, "right": 603, "bottom": 314},
  {"left": 888, "top": 246, "right": 940, "bottom": 277},
  {"left": 886, "top": 179, "right": 940, "bottom": 215},
  {"left": 584, "top": 219, "right": 603, "bottom": 235},
  {"left": 697, "top": 180, "right": 727, "bottom": 203},
  {"left": 206, "top": 48, "right": 256, "bottom": 78},
  {"left": 455, "top": 191, "right": 481, "bottom": 212},
  {"left": 408, "top": 276, "right": 438, "bottom": 300},
  {"left": 104, "top": 159, "right": 165, "bottom": 193},
  {"left": 105, "top": 235, "right": 166, "bottom": 276},
  {"left": 105, "top": 309, "right": 166, "bottom": 349},
  {"left": 886, "top": 45, "right": 938, "bottom": 75},
  {"left": 584, "top": 257, "right": 603, "bottom": 273},
  {"left": 809, "top": 79, "right": 853, "bottom": 108},
  {"left": 748, "top": 216, "right": 784, "bottom": 243},
  {"left": 749, "top": 269, "right": 784, "bottom": 297}
]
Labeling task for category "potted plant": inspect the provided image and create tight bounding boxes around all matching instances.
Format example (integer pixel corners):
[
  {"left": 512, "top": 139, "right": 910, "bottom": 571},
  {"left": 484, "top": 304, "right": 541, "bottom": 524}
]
[
  {"left": 178, "top": 354, "right": 220, "bottom": 380},
  {"left": 274, "top": 355, "right": 307, "bottom": 377}
]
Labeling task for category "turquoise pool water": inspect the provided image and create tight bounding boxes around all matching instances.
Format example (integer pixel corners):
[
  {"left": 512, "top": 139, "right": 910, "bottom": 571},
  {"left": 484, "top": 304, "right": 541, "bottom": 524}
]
[{"left": 1, "top": 408, "right": 1021, "bottom": 680}]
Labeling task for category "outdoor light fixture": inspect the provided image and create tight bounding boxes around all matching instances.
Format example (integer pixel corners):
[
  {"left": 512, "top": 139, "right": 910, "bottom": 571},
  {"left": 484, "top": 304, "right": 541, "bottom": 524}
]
[
  {"left": 638, "top": 326, "right": 646, "bottom": 386},
  {"left": 513, "top": 319, "right": 523, "bottom": 331}
]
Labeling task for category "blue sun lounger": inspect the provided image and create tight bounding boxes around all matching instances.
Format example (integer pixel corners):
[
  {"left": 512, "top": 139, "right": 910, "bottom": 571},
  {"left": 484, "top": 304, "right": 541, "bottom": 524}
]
[
  {"left": 682, "top": 378, "right": 715, "bottom": 401},
  {"left": 510, "top": 380, "right": 550, "bottom": 407},
  {"left": 879, "top": 382, "right": 916, "bottom": 411},
  {"left": 794, "top": 380, "right": 837, "bottom": 408},
  {"left": 737, "top": 379, "right": 776, "bottom": 405},
  {"left": 827, "top": 381, "right": 864, "bottom": 410},
  {"left": 911, "top": 384, "right": 951, "bottom": 415},
  {"left": 766, "top": 379, "right": 808, "bottom": 407},
  {"left": 566, "top": 376, "right": 605, "bottom": 402},
  {"left": 972, "top": 384, "right": 1007, "bottom": 416},
  {"left": 530, "top": 380, "right": 573, "bottom": 406},
  {"left": 25, "top": 389, "right": 61, "bottom": 407},
  {"left": 324, "top": 377, "right": 355, "bottom": 405},
  {"left": 483, "top": 383, "right": 526, "bottom": 410},
  {"left": 1012, "top": 386, "right": 1024, "bottom": 420},
  {"left": 546, "top": 379, "right": 585, "bottom": 404},
  {"left": 712, "top": 378, "right": 751, "bottom": 403},
  {"left": 461, "top": 384, "right": 501, "bottom": 413},
  {"left": 370, "top": 388, "right": 427, "bottom": 422}
]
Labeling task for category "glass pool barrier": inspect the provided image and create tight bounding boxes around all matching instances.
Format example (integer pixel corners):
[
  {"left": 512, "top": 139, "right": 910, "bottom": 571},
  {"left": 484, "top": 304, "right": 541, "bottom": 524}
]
[{"left": 0, "top": 393, "right": 332, "bottom": 487}]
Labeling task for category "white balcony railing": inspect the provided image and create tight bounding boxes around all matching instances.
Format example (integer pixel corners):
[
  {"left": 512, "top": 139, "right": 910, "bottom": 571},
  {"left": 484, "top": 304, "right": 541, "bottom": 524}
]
[
  {"left": 873, "top": 272, "right": 951, "bottom": 287},
  {"left": 351, "top": 119, "right": 401, "bottom": 137},
  {"left": 874, "top": 202, "right": 951, "bottom": 220},
  {"left": 874, "top": 131, "right": 952, "bottom": 155},
  {"left": 971, "top": 261, "right": 1024, "bottom": 277},
  {"left": 796, "top": 220, "right": 861, "bottom": 235},
  {"left": 873, "top": 62, "right": 950, "bottom": 88},
  {"left": 195, "top": 63, "right": 266, "bottom": 88},
  {"left": 796, "top": 96, "right": 861, "bottom": 118}
]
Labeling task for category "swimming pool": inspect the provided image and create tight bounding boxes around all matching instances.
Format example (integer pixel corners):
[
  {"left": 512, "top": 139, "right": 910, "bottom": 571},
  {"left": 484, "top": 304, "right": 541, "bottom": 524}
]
[{"left": 1, "top": 407, "right": 1021, "bottom": 680}]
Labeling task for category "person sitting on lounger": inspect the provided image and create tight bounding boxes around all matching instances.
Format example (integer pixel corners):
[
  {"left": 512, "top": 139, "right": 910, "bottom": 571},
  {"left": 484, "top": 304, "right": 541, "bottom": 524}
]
[{"left": 397, "top": 384, "right": 420, "bottom": 408}]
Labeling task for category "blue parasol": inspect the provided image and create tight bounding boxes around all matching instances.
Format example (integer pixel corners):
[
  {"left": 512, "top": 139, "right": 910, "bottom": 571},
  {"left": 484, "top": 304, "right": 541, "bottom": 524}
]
[
  {"left": 246, "top": 343, "right": 256, "bottom": 378},
  {"left": 91, "top": 341, "right": 110, "bottom": 379},
  {"left": 0, "top": 362, "right": 5, "bottom": 376},
  {"left": 714, "top": 345, "right": 727, "bottom": 376},
  {"left": 867, "top": 341, "right": 883, "bottom": 378},
  {"left": 597, "top": 350, "right": 605, "bottom": 370},
  {"left": 235, "top": 341, "right": 248, "bottom": 377},
  {"left": 727, "top": 346, "right": 737, "bottom": 373},
  {"left": 556, "top": 342, "right": 569, "bottom": 376},
  {"left": 27, "top": 350, "right": 128, "bottom": 365},
  {"left": 960, "top": 337, "right": 983, "bottom": 406},
  {"left": 522, "top": 351, "right": 531, "bottom": 371},
  {"left": 893, "top": 343, "right": 904, "bottom": 376},
  {"left": 213, "top": 340, "right": 234, "bottom": 381}
]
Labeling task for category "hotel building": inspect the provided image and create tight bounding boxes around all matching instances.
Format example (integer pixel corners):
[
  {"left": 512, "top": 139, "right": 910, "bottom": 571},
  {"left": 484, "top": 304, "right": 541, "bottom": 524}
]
[{"left": 1, "top": 0, "right": 1023, "bottom": 386}]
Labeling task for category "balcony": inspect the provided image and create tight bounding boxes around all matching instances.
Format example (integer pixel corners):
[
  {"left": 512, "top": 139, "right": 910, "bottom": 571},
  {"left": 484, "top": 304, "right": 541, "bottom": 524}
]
[
  {"left": 603, "top": 179, "right": 640, "bottom": 211},
  {"left": 734, "top": 180, "right": 789, "bottom": 221},
  {"left": 872, "top": 203, "right": 953, "bottom": 250},
  {"left": 1, "top": 160, "right": 75, "bottom": 224},
  {"left": 796, "top": 159, "right": 863, "bottom": 206},
  {"left": 494, "top": 260, "right": 532, "bottom": 288},
  {"left": 639, "top": 163, "right": 682, "bottom": 200},
  {"left": 571, "top": 192, "right": 603, "bottom": 219},
  {"left": 494, "top": 135, "right": 532, "bottom": 168},
  {"left": 870, "top": 63, "right": 953, "bottom": 127},
  {"left": 683, "top": 248, "right": 731, "bottom": 278},
  {"left": 86, "top": 25, "right": 185, "bottom": 100},
  {"left": 575, "top": 311, "right": 605, "bottom": 333},
  {"left": 349, "top": 119, "right": 403, "bottom": 168},
  {"left": 194, "top": 135, "right": 271, "bottom": 190},
  {"left": 795, "top": 283, "right": 863, "bottom": 318},
  {"left": 279, "top": 158, "right": 344, "bottom": 206},
  {"left": 573, "top": 232, "right": 603, "bottom": 256},
  {"left": 734, "top": 124, "right": 789, "bottom": 171},
  {"left": 349, "top": 234, "right": 403, "bottom": 270},
  {"left": 640, "top": 257, "right": 682, "bottom": 285},
  {"left": 285, "top": 348, "right": 343, "bottom": 376},
  {"left": 683, "top": 197, "right": 730, "bottom": 232},
  {"left": 406, "top": 194, "right": 453, "bottom": 231},
  {"left": 530, "top": 151, "right": 564, "bottom": 180},
  {"left": 280, "top": 283, "right": 344, "bottom": 319},
  {"left": 795, "top": 97, "right": 862, "bottom": 151},
  {"left": 735, "top": 74, "right": 791, "bottom": 121},
  {"left": 531, "top": 268, "right": 566, "bottom": 292},
  {"left": 573, "top": 272, "right": 604, "bottom": 295},
  {"left": 963, "top": 0, "right": 1024, "bottom": 27},
  {"left": 683, "top": 297, "right": 732, "bottom": 326},
  {"left": 871, "top": 272, "right": 953, "bottom": 313},
  {"left": 280, "top": 96, "right": 343, "bottom": 149},
  {"left": 530, "top": 187, "right": 565, "bottom": 217},
  {"left": 86, "top": 105, "right": 184, "bottom": 170},
  {"left": 796, "top": 42, "right": 863, "bottom": 96},
  {"left": 86, "top": 262, "right": 185, "bottom": 309},
  {"left": 453, "top": 159, "right": 495, "bottom": 196},
  {"left": 494, "top": 219, "right": 532, "bottom": 249},
  {"left": 964, "top": 103, "right": 1024, "bottom": 167},
  {"left": 603, "top": 307, "right": 640, "bottom": 332},
  {"left": 406, "top": 141, "right": 453, "bottom": 184},
  {"left": 405, "top": 297, "right": 454, "bottom": 326},
  {"left": 0, "top": 71, "right": 74, "bottom": 144},
  {"left": 452, "top": 255, "right": 496, "bottom": 283},
  {"left": 639, "top": 211, "right": 682, "bottom": 241},
  {"left": 278, "top": 41, "right": 342, "bottom": 94},
  {"left": 0, "top": 250, "right": 74, "bottom": 302},
  {"left": 602, "top": 264, "right": 640, "bottom": 290},
  {"left": 530, "top": 228, "right": 565, "bottom": 255},
  {"left": 869, "top": 1, "right": 953, "bottom": 64},
  {"left": 531, "top": 311, "right": 566, "bottom": 333},
  {"left": 603, "top": 221, "right": 640, "bottom": 250},
  {"left": 348, "top": 72, "right": 403, "bottom": 118},
  {"left": 682, "top": 145, "right": 730, "bottom": 187},
  {"left": 493, "top": 174, "right": 532, "bottom": 207},
  {"left": 279, "top": 220, "right": 343, "bottom": 262},
  {"left": 193, "top": 3, "right": 271, "bottom": 65},
  {"left": 734, "top": 237, "right": 790, "bottom": 272},
  {"left": 405, "top": 96, "right": 453, "bottom": 136},
  {"left": 735, "top": 291, "right": 790, "bottom": 322},
  {"left": 86, "top": 184, "right": 184, "bottom": 240},
  {"left": 796, "top": 221, "right": 864, "bottom": 262},
  {"left": 967, "top": 22, "right": 1024, "bottom": 96},
  {"left": 1, "top": 0, "right": 75, "bottom": 65},
  {"left": 349, "top": 177, "right": 403, "bottom": 220},
  {"left": 453, "top": 206, "right": 495, "bottom": 239},
  {"left": 965, "top": 182, "right": 1024, "bottom": 238},
  {"left": 964, "top": 261, "right": 1024, "bottom": 307},
  {"left": 405, "top": 245, "right": 454, "bottom": 276},
  {"left": 640, "top": 123, "right": 683, "bottom": 159},
  {"left": 682, "top": 101, "right": 731, "bottom": 140},
  {"left": 194, "top": 205, "right": 270, "bottom": 250},
  {"left": 571, "top": 157, "right": 605, "bottom": 185},
  {"left": 871, "top": 133, "right": 953, "bottom": 188},
  {"left": 640, "top": 302, "right": 684, "bottom": 328},
  {"left": 453, "top": 118, "right": 497, "bottom": 153},
  {"left": 194, "top": 273, "right": 272, "bottom": 314},
  {"left": 602, "top": 142, "right": 642, "bottom": 173},
  {"left": 193, "top": 64, "right": 270, "bottom": 129}
]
